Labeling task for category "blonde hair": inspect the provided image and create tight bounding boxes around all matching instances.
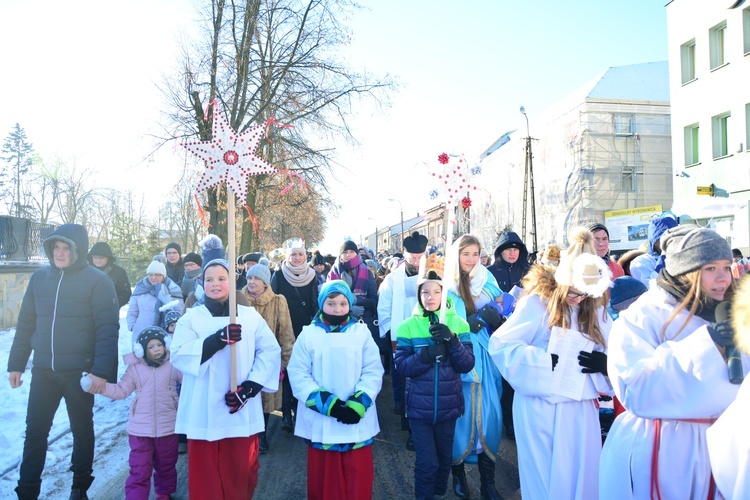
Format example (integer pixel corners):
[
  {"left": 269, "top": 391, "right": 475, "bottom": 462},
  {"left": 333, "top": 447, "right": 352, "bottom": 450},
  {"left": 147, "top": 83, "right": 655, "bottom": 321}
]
[
  {"left": 659, "top": 269, "right": 735, "bottom": 341},
  {"left": 732, "top": 276, "right": 750, "bottom": 354},
  {"left": 456, "top": 235, "right": 482, "bottom": 316},
  {"left": 523, "top": 264, "right": 607, "bottom": 347}
]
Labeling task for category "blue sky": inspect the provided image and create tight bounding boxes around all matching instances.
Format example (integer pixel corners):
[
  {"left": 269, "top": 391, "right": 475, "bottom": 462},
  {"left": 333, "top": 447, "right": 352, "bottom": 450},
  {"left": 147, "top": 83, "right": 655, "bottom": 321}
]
[{"left": 0, "top": 1, "right": 669, "bottom": 253}]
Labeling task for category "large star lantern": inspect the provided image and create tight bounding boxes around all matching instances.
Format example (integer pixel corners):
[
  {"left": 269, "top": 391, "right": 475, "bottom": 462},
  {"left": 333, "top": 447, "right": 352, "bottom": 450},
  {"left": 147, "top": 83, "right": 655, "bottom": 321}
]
[
  {"left": 427, "top": 152, "right": 479, "bottom": 205},
  {"left": 182, "top": 100, "right": 277, "bottom": 203}
]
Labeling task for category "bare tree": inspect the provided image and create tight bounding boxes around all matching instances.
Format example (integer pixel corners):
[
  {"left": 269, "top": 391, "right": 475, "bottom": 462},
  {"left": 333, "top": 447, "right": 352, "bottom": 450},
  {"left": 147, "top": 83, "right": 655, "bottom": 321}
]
[
  {"left": 160, "top": 0, "right": 394, "bottom": 252},
  {"left": 157, "top": 174, "right": 207, "bottom": 253},
  {"left": 0, "top": 123, "right": 35, "bottom": 218}
]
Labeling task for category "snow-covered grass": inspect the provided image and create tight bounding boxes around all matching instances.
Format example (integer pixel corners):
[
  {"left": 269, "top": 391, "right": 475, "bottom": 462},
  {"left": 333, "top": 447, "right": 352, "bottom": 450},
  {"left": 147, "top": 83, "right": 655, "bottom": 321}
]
[{"left": 0, "top": 308, "right": 135, "bottom": 497}]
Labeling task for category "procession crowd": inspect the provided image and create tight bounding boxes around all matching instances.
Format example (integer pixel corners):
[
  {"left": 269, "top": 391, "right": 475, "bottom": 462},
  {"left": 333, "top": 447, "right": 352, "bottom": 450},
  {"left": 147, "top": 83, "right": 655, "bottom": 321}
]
[{"left": 7, "top": 217, "right": 750, "bottom": 499}]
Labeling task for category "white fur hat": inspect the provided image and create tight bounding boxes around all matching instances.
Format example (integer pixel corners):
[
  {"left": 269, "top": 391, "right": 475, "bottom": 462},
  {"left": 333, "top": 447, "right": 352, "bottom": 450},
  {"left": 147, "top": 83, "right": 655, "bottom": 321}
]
[{"left": 555, "top": 227, "right": 612, "bottom": 298}]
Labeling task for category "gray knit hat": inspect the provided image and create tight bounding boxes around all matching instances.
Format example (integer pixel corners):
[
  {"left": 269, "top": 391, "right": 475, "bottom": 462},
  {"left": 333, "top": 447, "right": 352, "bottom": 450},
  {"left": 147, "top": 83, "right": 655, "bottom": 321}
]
[
  {"left": 661, "top": 225, "right": 732, "bottom": 277},
  {"left": 246, "top": 262, "right": 271, "bottom": 287}
]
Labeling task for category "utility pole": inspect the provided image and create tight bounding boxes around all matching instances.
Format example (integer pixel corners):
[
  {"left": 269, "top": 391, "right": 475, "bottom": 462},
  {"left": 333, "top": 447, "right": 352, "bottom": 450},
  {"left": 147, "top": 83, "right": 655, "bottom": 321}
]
[
  {"left": 389, "top": 198, "right": 404, "bottom": 252},
  {"left": 520, "top": 106, "right": 538, "bottom": 254}
]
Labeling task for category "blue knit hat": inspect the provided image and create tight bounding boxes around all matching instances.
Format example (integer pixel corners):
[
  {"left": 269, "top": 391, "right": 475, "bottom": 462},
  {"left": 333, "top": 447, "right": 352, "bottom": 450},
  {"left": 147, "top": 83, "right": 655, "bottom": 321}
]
[
  {"left": 318, "top": 280, "right": 354, "bottom": 310},
  {"left": 609, "top": 276, "right": 648, "bottom": 312}
]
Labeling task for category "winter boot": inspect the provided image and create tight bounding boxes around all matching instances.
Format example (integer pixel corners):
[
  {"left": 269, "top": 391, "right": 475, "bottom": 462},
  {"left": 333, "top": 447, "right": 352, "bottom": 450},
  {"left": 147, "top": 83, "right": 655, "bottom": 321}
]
[
  {"left": 259, "top": 432, "right": 269, "bottom": 454},
  {"left": 451, "top": 464, "right": 470, "bottom": 499},
  {"left": 477, "top": 453, "right": 503, "bottom": 500},
  {"left": 69, "top": 471, "right": 94, "bottom": 500},
  {"left": 14, "top": 482, "right": 41, "bottom": 500},
  {"left": 281, "top": 409, "right": 294, "bottom": 433},
  {"left": 259, "top": 413, "right": 270, "bottom": 453}
]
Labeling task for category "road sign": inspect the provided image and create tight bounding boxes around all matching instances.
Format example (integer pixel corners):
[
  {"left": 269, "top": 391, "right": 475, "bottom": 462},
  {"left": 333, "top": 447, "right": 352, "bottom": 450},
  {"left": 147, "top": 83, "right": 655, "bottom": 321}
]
[{"left": 697, "top": 185, "right": 714, "bottom": 196}]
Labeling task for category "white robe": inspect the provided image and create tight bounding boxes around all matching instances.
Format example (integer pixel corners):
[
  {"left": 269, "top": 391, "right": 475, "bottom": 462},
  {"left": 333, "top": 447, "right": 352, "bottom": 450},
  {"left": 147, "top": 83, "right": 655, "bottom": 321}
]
[
  {"left": 377, "top": 265, "right": 419, "bottom": 338},
  {"left": 707, "top": 376, "right": 750, "bottom": 499},
  {"left": 600, "top": 286, "right": 746, "bottom": 499},
  {"left": 170, "top": 304, "right": 281, "bottom": 441},
  {"left": 488, "top": 294, "right": 612, "bottom": 500},
  {"left": 288, "top": 321, "right": 383, "bottom": 445}
]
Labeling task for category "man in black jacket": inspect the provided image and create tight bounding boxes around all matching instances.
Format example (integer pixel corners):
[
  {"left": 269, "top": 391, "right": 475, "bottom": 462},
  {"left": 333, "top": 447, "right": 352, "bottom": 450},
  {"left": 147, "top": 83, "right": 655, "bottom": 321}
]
[
  {"left": 87, "top": 241, "right": 132, "bottom": 308},
  {"left": 8, "top": 224, "right": 120, "bottom": 500},
  {"left": 488, "top": 231, "right": 530, "bottom": 440}
]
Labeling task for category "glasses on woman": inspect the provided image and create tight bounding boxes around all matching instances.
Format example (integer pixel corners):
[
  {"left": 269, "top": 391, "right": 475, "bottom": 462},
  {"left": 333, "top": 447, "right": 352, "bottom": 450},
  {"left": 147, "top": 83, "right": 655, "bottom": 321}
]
[{"left": 566, "top": 290, "right": 589, "bottom": 299}]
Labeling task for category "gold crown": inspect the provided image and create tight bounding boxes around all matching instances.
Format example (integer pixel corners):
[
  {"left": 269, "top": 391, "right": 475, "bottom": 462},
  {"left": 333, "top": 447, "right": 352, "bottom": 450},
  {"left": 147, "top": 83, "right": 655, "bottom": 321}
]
[{"left": 420, "top": 253, "right": 445, "bottom": 281}]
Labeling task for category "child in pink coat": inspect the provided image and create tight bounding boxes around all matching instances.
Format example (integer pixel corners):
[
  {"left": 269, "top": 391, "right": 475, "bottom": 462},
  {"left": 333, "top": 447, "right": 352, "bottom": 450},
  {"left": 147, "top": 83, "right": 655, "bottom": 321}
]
[{"left": 102, "top": 327, "right": 183, "bottom": 500}]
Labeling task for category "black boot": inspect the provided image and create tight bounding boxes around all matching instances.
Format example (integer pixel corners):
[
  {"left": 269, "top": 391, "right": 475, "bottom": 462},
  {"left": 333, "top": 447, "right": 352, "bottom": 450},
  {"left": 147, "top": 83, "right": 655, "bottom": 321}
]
[
  {"left": 451, "top": 464, "right": 470, "bottom": 499},
  {"left": 69, "top": 471, "right": 94, "bottom": 500},
  {"left": 477, "top": 453, "right": 503, "bottom": 500},
  {"left": 15, "top": 482, "right": 41, "bottom": 500},
  {"left": 281, "top": 373, "right": 295, "bottom": 433},
  {"left": 258, "top": 432, "right": 269, "bottom": 454}
]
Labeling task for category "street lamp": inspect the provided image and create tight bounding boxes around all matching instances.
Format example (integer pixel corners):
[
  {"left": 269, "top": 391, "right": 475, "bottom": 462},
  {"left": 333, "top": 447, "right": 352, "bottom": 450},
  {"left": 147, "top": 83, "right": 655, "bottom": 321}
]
[
  {"left": 520, "top": 105, "right": 538, "bottom": 254},
  {"left": 388, "top": 198, "right": 404, "bottom": 252}
]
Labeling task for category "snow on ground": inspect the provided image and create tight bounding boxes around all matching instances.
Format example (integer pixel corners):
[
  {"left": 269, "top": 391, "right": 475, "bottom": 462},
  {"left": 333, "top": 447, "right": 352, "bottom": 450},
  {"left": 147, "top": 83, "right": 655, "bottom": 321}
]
[{"left": 0, "top": 308, "right": 135, "bottom": 498}]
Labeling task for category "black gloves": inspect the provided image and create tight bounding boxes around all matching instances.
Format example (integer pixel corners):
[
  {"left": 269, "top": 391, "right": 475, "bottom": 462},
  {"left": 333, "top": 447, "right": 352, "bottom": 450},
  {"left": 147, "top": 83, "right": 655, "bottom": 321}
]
[
  {"left": 551, "top": 353, "right": 559, "bottom": 371},
  {"left": 466, "top": 314, "right": 483, "bottom": 334},
  {"left": 225, "top": 380, "right": 263, "bottom": 414},
  {"left": 329, "top": 400, "right": 361, "bottom": 424},
  {"left": 422, "top": 342, "right": 447, "bottom": 362},
  {"left": 478, "top": 304, "right": 505, "bottom": 331},
  {"left": 201, "top": 323, "right": 243, "bottom": 364},
  {"left": 429, "top": 323, "right": 459, "bottom": 346},
  {"left": 708, "top": 320, "right": 735, "bottom": 348},
  {"left": 578, "top": 350, "right": 608, "bottom": 376},
  {"left": 218, "top": 324, "right": 242, "bottom": 344}
]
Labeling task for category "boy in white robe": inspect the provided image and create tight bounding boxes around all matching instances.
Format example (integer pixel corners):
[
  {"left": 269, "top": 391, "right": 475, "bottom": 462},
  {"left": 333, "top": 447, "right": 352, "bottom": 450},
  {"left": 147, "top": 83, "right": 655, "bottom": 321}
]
[{"left": 288, "top": 280, "right": 383, "bottom": 499}]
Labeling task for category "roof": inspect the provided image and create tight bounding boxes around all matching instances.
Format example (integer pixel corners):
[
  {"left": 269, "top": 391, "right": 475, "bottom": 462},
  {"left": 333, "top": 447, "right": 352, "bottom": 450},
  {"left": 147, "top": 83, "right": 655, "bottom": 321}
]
[
  {"left": 585, "top": 61, "right": 670, "bottom": 103},
  {"left": 389, "top": 215, "right": 423, "bottom": 236}
]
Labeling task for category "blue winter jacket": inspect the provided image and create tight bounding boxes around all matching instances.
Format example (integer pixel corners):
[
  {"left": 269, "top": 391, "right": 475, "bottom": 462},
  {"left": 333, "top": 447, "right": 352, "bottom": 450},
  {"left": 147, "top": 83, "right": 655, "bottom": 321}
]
[
  {"left": 8, "top": 224, "right": 120, "bottom": 381},
  {"left": 489, "top": 231, "right": 530, "bottom": 293},
  {"left": 395, "top": 299, "right": 474, "bottom": 423}
]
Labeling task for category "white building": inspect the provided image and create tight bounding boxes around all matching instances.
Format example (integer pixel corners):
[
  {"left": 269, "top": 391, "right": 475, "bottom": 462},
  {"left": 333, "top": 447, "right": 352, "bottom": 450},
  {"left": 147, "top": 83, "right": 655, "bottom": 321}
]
[
  {"left": 472, "top": 62, "right": 673, "bottom": 254},
  {"left": 666, "top": 0, "right": 750, "bottom": 251}
]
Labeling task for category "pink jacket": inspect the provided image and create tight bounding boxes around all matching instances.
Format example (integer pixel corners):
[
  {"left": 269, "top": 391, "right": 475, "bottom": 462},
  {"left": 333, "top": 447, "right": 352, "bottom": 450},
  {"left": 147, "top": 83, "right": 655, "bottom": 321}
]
[{"left": 102, "top": 354, "right": 183, "bottom": 438}]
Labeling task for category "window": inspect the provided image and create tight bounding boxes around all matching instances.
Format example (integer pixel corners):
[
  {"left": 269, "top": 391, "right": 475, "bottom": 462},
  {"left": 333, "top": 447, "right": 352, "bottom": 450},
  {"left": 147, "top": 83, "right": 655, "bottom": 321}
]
[
  {"left": 743, "top": 7, "right": 750, "bottom": 54},
  {"left": 709, "top": 21, "right": 728, "bottom": 70},
  {"left": 684, "top": 123, "right": 700, "bottom": 165},
  {"left": 614, "top": 114, "right": 635, "bottom": 136},
  {"left": 746, "top": 103, "right": 750, "bottom": 153},
  {"left": 712, "top": 112, "right": 731, "bottom": 159},
  {"left": 680, "top": 39, "right": 696, "bottom": 84}
]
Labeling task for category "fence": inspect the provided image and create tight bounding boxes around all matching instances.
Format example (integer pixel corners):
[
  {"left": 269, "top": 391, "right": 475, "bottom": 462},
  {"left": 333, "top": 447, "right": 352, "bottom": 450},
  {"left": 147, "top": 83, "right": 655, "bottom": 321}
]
[{"left": 0, "top": 216, "right": 56, "bottom": 261}]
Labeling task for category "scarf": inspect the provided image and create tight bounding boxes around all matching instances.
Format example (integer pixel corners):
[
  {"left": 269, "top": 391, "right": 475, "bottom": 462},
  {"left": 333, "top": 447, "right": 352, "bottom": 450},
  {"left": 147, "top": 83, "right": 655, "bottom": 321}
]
[
  {"left": 657, "top": 269, "right": 720, "bottom": 323},
  {"left": 314, "top": 311, "right": 357, "bottom": 333},
  {"left": 330, "top": 255, "right": 370, "bottom": 294},
  {"left": 281, "top": 259, "right": 316, "bottom": 287},
  {"left": 204, "top": 295, "right": 237, "bottom": 317},
  {"left": 451, "top": 260, "right": 490, "bottom": 299}
]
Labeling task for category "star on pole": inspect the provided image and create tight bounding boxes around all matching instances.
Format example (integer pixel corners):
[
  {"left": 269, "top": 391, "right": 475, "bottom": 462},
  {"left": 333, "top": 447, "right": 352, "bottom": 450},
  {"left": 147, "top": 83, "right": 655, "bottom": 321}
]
[{"left": 182, "top": 100, "right": 277, "bottom": 203}]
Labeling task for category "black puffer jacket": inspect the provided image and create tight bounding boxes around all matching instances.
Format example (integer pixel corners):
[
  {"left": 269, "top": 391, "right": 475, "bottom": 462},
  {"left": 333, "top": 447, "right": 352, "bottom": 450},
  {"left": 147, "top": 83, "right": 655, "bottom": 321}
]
[
  {"left": 8, "top": 224, "right": 120, "bottom": 381},
  {"left": 394, "top": 302, "right": 475, "bottom": 423},
  {"left": 88, "top": 241, "right": 132, "bottom": 308},
  {"left": 489, "top": 231, "right": 530, "bottom": 293}
]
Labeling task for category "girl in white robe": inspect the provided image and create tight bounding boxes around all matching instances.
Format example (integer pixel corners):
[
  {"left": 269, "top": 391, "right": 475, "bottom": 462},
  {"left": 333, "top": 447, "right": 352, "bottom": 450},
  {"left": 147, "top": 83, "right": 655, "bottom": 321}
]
[
  {"left": 489, "top": 227, "right": 613, "bottom": 500},
  {"left": 600, "top": 225, "right": 747, "bottom": 499},
  {"left": 707, "top": 258, "right": 750, "bottom": 499}
]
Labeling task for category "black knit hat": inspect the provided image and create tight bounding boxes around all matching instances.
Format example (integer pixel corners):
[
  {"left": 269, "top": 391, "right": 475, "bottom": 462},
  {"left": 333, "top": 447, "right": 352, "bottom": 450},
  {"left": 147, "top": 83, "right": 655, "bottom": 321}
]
[
  {"left": 403, "top": 231, "right": 428, "bottom": 254},
  {"left": 134, "top": 327, "right": 169, "bottom": 367},
  {"left": 340, "top": 239, "right": 359, "bottom": 255},
  {"left": 183, "top": 252, "right": 203, "bottom": 267},
  {"left": 588, "top": 223, "right": 609, "bottom": 237},
  {"left": 243, "top": 253, "right": 262, "bottom": 264},
  {"left": 165, "top": 242, "right": 182, "bottom": 256}
]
